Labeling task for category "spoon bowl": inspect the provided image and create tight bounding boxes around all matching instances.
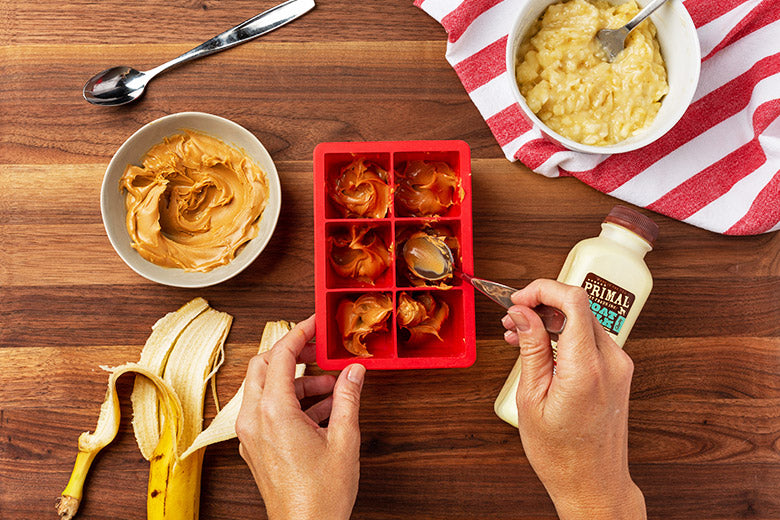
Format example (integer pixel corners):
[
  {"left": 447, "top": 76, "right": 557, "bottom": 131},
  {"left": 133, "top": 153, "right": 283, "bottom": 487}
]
[
  {"left": 402, "top": 234, "right": 454, "bottom": 281},
  {"left": 83, "top": 66, "right": 149, "bottom": 106}
]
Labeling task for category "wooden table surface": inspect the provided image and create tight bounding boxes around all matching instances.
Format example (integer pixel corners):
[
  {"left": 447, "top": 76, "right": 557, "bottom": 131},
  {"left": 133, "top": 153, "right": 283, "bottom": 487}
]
[{"left": 1, "top": 1, "right": 779, "bottom": 518}]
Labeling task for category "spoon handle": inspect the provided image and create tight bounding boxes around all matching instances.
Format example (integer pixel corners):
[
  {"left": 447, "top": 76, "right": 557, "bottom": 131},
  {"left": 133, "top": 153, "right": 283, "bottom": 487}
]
[
  {"left": 461, "top": 274, "right": 567, "bottom": 335},
  {"left": 146, "top": 0, "right": 315, "bottom": 77},
  {"left": 625, "top": 0, "right": 668, "bottom": 32}
]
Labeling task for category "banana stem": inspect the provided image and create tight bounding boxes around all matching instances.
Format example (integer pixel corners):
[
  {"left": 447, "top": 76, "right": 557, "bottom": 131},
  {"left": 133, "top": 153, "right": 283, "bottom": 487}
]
[{"left": 56, "top": 448, "right": 98, "bottom": 519}]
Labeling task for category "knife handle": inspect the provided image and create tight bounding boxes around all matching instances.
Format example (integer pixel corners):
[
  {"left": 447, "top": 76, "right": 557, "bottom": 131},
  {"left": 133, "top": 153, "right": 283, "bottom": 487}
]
[
  {"left": 148, "top": 0, "right": 315, "bottom": 77},
  {"left": 533, "top": 304, "right": 567, "bottom": 335}
]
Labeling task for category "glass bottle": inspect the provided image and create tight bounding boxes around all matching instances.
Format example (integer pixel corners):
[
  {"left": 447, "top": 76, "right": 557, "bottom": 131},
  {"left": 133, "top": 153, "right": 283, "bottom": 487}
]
[{"left": 494, "top": 206, "right": 658, "bottom": 427}]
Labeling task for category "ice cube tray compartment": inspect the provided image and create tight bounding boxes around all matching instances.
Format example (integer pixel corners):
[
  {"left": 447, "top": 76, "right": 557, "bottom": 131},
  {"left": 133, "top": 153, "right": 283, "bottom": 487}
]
[
  {"left": 395, "top": 220, "right": 462, "bottom": 288},
  {"left": 325, "top": 291, "right": 396, "bottom": 361},
  {"left": 325, "top": 221, "right": 394, "bottom": 289},
  {"left": 322, "top": 152, "right": 392, "bottom": 220},
  {"left": 393, "top": 150, "right": 464, "bottom": 218},
  {"left": 396, "top": 288, "right": 466, "bottom": 359}
]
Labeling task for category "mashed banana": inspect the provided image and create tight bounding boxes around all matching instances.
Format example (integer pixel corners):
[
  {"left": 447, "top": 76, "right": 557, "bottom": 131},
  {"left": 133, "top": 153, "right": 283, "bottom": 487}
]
[
  {"left": 120, "top": 130, "right": 269, "bottom": 272},
  {"left": 516, "top": 0, "right": 668, "bottom": 146}
]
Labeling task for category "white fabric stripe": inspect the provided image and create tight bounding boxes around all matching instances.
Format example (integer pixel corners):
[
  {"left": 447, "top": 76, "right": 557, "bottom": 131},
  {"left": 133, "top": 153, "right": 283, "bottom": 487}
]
[
  {"left": 685, "top": 115, "right": 780, "bottom": 232},
  {"left": 444, "top": 0, "right": 524, "bottom": 64},
  {"left": 537, "top": 150, "right": 610, "bottom": 177},
  {"left": 693, "top": 18, "right": 780, "bottom": 103},
  {"left": 467, "top": 73, "right": 516, "bottom": 120},
  {"left": 608, "top": 73, "right": 780, "bottom": 206},
  {"left": 686, "top": 161, "right": 779, "bottom": 233},
  {"left": 501, "top": 128, "right": 542, "bottom": 161},
  {"left": 696, "top": 0, "right": 762, "bottom": 58},
  {"left": 418, "top": 0, "right": 460, "bottom": 23}
]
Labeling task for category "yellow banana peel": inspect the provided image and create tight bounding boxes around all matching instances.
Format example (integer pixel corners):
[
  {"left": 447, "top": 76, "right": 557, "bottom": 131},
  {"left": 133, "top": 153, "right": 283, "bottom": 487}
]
[{"left": 56, "top": 299, "right": 302, "bottom": 520}]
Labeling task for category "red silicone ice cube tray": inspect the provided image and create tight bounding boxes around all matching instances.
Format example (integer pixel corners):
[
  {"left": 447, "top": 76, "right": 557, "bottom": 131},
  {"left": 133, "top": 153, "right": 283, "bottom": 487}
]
[{"left": 314, "top": 140, "right": 476, "bottom": 370}]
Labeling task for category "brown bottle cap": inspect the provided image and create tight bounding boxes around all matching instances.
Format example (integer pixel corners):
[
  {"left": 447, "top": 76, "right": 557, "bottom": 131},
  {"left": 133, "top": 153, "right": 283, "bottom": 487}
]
[{"left": 603, "top": 205, "right": 659, "bottom": 246}]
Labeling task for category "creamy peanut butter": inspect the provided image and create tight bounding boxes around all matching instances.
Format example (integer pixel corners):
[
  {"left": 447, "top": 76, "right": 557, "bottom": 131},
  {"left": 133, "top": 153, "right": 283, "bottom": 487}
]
[{"left": 120, "top": 130, "right": 269, "bottom": 272}]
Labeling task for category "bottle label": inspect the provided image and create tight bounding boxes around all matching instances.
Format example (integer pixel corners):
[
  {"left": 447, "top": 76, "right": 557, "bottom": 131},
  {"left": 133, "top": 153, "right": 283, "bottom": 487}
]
[{"left": 582, "top": 273, "right": 635, "bottom": 337}]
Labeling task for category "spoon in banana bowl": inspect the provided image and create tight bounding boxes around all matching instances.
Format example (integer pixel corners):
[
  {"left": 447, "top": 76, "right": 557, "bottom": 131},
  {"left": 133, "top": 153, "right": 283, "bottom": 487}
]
[
  {"left": 401, "top": 234, "right": 567, "bottom": 336},
  {"left": 596, "top": 0, "right": 669, "bottom": 62}
]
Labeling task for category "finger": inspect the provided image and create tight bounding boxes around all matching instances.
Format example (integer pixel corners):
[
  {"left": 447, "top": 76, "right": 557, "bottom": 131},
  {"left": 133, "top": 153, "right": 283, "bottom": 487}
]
[
  {"left": 243, "top": 353, "right": 270, "bottom": 399},
  {"left": 298, "top": 340, "right": 317, "bottom": 365},
  {"left": 504, "top": 329, "right": 519, "bottom": 346},
  {"left": 293, "top": 374, "right": 337, "bottom": 400},
  {"left": 508, "top": 305, "right": 554, "bottom": 407},
  {"left": 305, "top": 395, "right": 334, "bottom": 424},
  {"left": 501, "top": 314, "right": 515, "bottom": 331},
  {"left": 511, "top": 279, "right": 598, "bottom": 365},
  {"left": 263, "top": 315, "right": 317, "bottom": 405},
  {"left": 295, "top": 314, "right": 318, "bottom": 365},
  {"left": 591, "top": 312, "right": 619, "bottom": 350},
  {"left": 328, "top": 364, "right": 365, "bottom": 454}
]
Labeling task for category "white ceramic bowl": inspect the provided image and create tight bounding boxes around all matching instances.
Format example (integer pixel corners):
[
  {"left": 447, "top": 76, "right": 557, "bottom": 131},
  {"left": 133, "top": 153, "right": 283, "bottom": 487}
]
[
  {"left": 101, "top": 112, "right": 282, "bottom": 288},
  {"left": 506, "top": 0, "right": 700, "bottom": 154}
]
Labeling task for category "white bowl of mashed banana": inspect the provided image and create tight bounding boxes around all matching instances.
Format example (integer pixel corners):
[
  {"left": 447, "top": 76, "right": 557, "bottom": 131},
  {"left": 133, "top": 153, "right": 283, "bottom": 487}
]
[
  {"left": 101, "top": 112, "right": 282, "bottom": 288},
  {"left": 507, "top": 0, "right": 700, "bottom": 154}
]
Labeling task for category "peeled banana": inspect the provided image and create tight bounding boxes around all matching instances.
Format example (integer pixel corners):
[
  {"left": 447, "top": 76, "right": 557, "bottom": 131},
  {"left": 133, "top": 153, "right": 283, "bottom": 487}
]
[{"left": 56, "top": 299, "right": 301, "bottom": 519}]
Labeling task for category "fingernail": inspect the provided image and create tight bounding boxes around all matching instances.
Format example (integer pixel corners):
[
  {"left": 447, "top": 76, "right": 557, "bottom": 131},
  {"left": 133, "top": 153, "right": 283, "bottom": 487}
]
[
  {"left": 501, "top": 314, "right": 514, "bottom": 329},
  {"left": 508, "top": 307, "right": 530, "bottom": 332},
  {"left": 347, "top": 364, "right": 365, "bottom": 385},
  {"left": 504, "top": 329, "right": 516, "bottom": 342}
]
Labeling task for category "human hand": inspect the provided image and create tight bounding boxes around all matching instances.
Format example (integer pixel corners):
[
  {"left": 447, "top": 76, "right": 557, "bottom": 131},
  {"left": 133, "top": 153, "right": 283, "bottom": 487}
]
[
  {"left": 501, "top": 279, "right": 646, "bottom": 520},
  {"left": 235, "top": 315, "right": 366, "bottom": 520}
]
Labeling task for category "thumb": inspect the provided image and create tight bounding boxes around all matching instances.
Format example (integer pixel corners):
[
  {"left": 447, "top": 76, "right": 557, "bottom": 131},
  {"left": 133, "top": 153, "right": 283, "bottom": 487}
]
[
  {"left": 508, "top": 305, "right": 554, "bottom": 406},
  {"left": 328, "top": 363, "right": 365, "bottom": 453}
]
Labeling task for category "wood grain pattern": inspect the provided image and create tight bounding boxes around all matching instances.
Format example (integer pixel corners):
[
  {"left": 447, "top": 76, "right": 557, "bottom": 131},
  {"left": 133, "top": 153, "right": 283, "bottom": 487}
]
[{"left": 1, "top": 0, "right": 778, "bottom": 518}]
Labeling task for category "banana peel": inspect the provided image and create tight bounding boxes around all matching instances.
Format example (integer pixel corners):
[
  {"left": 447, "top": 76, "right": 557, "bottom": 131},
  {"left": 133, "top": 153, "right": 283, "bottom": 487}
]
[{"left": 56, "top": 299, "right": 303, "bottom": 520}]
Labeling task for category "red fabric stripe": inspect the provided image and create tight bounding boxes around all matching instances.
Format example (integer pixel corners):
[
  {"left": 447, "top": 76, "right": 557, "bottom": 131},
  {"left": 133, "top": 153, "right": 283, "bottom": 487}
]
[
  {"left": 647, "top": 99, "right": 780, "bottom": 219},
  {"left": 648, "top": 142, "right": 764, "bottom": 218},
  {"left": 485, "top": 104, "right": 532, "bottom": 147},
  {"left": 683, "top": 0, "right": 749, "bottom": 28},
  {"left": 441, "top": 0, "right": 503, "bottom": 42},
  {"left": 453, "top": 36, "right": 507, "bottom": 92},
  {"left": 557, "top": 167, "right": 574, "bottom": 178},
  {"left": 726, "top": 170, "right": 780, "bottom": 234},
  {"left": 516, "top": 138, "right": 565, "bottom": 170},
  {"left": 704, "top": 1, "right": 780, "bottom": 60},
  {"left": 414, "top": 0, "right": 425, "bottom": 7},
  {"left": 572, "top": 52, "right": 780, "bottom": 194}
]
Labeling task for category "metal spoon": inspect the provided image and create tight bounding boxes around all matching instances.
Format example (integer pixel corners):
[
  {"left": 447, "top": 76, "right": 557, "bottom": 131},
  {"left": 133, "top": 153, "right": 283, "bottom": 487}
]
[
  {"left": 596, "top": 0, "right": 668, "bottom": 62},
  {"left": 401, "top": 235, "right": 567, "bottom": 335},
  {"left": 83, "top": 0, "right": 315, "bottom": 106}
]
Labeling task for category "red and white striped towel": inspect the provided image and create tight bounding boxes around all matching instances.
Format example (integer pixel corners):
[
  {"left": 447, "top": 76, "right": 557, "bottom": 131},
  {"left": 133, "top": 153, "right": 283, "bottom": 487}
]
[{"left": 416, "top": 0, "right": 780, "bottom": 235}]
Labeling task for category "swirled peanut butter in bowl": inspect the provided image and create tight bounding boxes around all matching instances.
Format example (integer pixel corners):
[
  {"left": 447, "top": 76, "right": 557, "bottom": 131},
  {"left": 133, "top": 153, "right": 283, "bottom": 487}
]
[
  {"left": 101, "top": 112, "right": 282, "bottom": 288},
  {"left": 121, "top": 130, "right": 269, "bottom": 272}
]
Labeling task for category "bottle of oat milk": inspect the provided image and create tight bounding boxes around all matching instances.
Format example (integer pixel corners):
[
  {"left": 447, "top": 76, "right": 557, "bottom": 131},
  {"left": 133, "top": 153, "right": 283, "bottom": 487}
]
[{"left": 494, "top": 205, "right": 658, "bottom": 427}]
